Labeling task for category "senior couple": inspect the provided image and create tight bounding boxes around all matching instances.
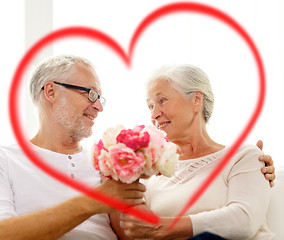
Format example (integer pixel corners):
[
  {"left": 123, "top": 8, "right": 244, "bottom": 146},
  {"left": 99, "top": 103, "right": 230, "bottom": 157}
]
[{"left": 0, "top": 55, "right": 275, "bottom": 239}]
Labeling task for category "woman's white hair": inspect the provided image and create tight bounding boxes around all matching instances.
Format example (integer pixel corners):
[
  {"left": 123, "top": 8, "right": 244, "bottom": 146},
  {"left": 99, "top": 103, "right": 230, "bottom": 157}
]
[
  {"left": 29, "top": 55, "right": 99, "bottom": 106},
  {"left": 147, "top": 64, "right": 214, "bottom": 123}
]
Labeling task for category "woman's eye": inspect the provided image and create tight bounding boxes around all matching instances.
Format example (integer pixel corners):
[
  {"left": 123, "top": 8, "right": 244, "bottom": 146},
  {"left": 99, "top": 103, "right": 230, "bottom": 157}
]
[
  {"left": 160, "top": 98, "right": 167, "bottom": 104},
  {"left": 148, "top": 104, "right": 154, "bottom": 110}
]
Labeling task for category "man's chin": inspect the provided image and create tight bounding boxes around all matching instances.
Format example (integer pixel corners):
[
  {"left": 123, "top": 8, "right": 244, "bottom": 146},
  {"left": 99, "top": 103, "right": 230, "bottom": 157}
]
[
  {"left": 72, "top": 128, "right": 93, "bottom": 142},
  {"left": 82, "top": 128, "right": 93, "bottom": 139}
]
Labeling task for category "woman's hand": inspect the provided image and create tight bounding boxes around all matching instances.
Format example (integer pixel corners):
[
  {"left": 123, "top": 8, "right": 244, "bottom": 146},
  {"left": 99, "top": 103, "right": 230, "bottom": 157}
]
[
  {"left": 256, "top": 140, "right": 276, "bottom": 187},
  {"left": 120, "top": 204, "right": 192, "bottom": 240},
  {"left": 120, "top": 204, "right": 162, "bottom": 239}
]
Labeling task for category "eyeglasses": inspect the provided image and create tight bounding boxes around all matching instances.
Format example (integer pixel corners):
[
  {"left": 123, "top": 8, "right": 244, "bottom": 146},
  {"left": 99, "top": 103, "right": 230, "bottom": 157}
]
[{"left": 42, "top": 81, "right": 106, "bottom": 106}]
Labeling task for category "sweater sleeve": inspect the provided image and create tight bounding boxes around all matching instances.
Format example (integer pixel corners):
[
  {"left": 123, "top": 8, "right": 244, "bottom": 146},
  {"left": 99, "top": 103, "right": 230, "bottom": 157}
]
[{"left": 190, "top": 145, "right": 271, "bottom": 239}]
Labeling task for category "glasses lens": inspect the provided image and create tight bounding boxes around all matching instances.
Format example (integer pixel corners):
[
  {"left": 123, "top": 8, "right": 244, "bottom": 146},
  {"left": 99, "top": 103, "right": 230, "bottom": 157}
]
[
  {"left": 99, "top": 96, "right": 106, "bottom": 107},
  {"left": 89, "top": 89, "right": 106, "bottom": 107},
  {"left": 89, "top": 89, "right": 99, "bottom": 102}
]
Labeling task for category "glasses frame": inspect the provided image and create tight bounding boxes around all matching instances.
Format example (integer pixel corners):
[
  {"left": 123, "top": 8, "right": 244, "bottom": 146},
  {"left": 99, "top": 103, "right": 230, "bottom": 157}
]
[{"left": 42, "top": 81, "right": 105, "bottom": 106}]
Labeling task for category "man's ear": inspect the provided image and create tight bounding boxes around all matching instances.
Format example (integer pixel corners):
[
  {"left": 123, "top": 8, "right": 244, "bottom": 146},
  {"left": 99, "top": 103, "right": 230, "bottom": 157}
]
[
  {"left": 43, "top": 82, "right": 57, "bottom": 104},
  {"left": 193, "top": 91, "right": 203, "bottom": 114}
]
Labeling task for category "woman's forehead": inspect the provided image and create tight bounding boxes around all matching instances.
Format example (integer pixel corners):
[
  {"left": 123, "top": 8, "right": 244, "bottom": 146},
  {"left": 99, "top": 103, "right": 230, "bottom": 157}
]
[
  {"left": 146, "top": 79, "right": 180, "bottom": 101},
  {"left": 147, "top": 78, "right": 170, "bottom": 92}
]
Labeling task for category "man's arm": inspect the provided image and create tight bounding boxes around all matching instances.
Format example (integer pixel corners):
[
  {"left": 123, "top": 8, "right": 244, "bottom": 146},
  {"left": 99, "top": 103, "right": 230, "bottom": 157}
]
[{"left": 0, "top": 179, "right": 145, "bottom": 240}]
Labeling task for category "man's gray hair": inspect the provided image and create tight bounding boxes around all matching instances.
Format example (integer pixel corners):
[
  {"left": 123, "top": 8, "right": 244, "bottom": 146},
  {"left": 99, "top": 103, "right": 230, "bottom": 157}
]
[
  {"left": 147, "top": 64, "right": 214, "bottom": 123},
  {"left": 29, "top": 55, "right": 99, "bottom": 105}
]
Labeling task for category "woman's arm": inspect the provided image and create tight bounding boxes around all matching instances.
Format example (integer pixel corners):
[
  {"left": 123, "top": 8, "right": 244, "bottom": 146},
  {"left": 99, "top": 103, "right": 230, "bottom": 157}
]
[
  {"left": 111, "top": 145, "right": 272, "bottom": 240},
  {"left": 190, "top": 145, "right": 271, "bottom": 239}
]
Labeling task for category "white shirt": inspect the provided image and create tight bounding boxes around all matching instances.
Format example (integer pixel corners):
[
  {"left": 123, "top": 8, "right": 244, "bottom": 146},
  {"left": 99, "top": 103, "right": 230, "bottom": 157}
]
[
  {"left": 143, "top": 145, "right": 274, "bottom": 240},
  {"left": 0, "top": 143, "right": 117, "bottom": 240}
]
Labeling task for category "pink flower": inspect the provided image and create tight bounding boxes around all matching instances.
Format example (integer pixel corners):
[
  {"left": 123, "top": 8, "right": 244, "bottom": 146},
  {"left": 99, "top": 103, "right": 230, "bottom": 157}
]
[
  {"left": 109, "top": 143, "right": 145, "bottom": 183},
  {"left": 141, "top": 144, "right": 160, "bottom": 176},
  {"left": 133, "top": 125, "right": 145, "bottom": 132},
  {"left": 142, "top": 125, "right": 167, "bottom": 143},
  {"left": 98, "top": 150, "right": 114, "bottom": 178},
  {"left": 141, "top": 125, "right": 176, "bottom": 176},
  {"left": 91, "top": 124, "right": 179, "bottom": 184},
  {"left": 92, "top": 140, "right": 107, "bottom": 170},
  {"left": 116, "top": 128, "right": 150, "bottom": 151}
]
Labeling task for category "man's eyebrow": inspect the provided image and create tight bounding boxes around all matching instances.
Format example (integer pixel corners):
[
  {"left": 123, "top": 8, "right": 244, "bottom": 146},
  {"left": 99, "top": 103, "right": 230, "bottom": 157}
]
[{"left": 89, "top": 84, "right": 101, "bottom": 94}]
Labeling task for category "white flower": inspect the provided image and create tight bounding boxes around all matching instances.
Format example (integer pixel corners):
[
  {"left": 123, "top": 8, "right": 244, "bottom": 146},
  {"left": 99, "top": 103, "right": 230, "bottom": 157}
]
[
  {"left": 157, "top": 142, "right": 179, "bottom": 177},
  {"left": 102, "top": 124, "right": 125, "bottom": 149}
]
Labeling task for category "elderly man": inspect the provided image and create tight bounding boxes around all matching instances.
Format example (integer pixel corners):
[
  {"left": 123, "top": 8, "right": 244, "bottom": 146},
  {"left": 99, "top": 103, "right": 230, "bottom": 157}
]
[
  {"left": 0, "top": 55, "right": 275, "bottom": 240},
  {"left": 0, "top": 55, "right": 145, "bottom": 240}
]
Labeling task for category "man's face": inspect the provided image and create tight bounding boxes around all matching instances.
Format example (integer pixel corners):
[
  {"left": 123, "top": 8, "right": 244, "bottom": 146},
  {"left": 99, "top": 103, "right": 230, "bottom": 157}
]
[{"left": 52, "top": 63, "right": 103, "bottom": 142}]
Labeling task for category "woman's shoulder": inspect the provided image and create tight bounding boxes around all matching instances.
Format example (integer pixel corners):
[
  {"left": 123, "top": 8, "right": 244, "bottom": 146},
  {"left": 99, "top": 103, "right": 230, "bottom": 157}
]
[
  {"left": 204, "top": 144, "right": 261, "bottom": 164},
  {"left": 224, "top": 144, "right": 263, "bottom": 171},
  {"left": 235, "top": 144, "right": 262, "bottom": 158}
]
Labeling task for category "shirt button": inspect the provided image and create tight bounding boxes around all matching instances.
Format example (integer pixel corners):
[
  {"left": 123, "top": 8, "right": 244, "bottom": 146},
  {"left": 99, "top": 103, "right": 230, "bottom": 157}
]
[
  {"left": 71, "top": 174, "right": 75, "bottom": 178},
  {"left": 68, "top": 156, "right": 72, "bottom": 160},
  {"left": 71, "top": 163, "right": 75, "bottom": 167}
]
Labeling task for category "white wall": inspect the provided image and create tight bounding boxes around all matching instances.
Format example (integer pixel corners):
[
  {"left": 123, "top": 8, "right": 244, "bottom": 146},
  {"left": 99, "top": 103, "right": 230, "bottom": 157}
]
[
  {"left": 0, "top": 1, "right": 25, "bottom": 146},
  {"left": 1, "top": 0, "right": 283, "bottom": 167}
]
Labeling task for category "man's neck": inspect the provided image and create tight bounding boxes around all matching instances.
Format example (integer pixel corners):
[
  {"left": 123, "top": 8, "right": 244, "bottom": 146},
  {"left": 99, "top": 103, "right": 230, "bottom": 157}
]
[{"left": 30, "top": 133, "right": 83, "bottom": 155}]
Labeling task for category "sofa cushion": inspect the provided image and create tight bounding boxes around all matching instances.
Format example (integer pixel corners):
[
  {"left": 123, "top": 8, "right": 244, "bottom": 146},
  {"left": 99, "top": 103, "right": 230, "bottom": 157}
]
[{"left": 266, "top": 165, "right": 284, "bottom": 240}]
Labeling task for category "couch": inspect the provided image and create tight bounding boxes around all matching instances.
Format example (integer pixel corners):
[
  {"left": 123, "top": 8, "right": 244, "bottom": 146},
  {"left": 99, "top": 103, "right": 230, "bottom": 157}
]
[{"left": 266, "top": 165, "right": 284, "bottom": 240}]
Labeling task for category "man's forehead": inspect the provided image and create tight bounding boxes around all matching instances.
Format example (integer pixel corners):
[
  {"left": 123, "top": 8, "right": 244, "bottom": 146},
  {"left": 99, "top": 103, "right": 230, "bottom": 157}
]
[{"left": 69, "top": 63, "right": 101, "bottom": 91}]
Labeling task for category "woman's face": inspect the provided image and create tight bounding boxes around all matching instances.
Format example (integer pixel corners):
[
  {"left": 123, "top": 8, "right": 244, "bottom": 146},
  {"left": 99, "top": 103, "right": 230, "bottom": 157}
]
[{"left": 147, "top": 78, "right": 196, "bottom": 141}]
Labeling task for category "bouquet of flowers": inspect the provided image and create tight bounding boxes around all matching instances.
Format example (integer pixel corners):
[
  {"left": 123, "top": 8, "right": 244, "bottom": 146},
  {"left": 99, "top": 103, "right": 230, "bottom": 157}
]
[{"left": 92, "top": 125, "right": 179, "bottom": 184}]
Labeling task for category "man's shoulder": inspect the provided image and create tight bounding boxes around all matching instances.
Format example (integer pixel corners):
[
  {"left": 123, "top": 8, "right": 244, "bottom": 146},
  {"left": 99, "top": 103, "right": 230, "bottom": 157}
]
[
  {"left": 0, "top": 144, "right": 23, "bottom": 170},
  {"left": 0, "top": 144, "right": 23, "bottom": 156}
]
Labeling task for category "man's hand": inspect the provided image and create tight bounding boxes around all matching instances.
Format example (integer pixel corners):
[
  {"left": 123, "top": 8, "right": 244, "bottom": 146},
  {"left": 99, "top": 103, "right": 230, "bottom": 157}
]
[
  {"left": 256, "top": 140, "right": 276, "bottom": 187},
  {"left": 86, "top": 179, "right": 146, "bottom": 214}
]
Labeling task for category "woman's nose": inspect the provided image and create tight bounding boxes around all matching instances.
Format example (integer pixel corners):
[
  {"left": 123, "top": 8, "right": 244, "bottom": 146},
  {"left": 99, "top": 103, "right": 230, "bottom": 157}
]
[{"left": 151, "top": 106, "right": 162, "bottom": 121}]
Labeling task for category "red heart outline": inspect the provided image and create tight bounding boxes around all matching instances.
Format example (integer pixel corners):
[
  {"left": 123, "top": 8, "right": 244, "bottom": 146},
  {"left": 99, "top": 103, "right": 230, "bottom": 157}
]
[{"left": 9, "top": 2, "right": 265, "bottom": 227}]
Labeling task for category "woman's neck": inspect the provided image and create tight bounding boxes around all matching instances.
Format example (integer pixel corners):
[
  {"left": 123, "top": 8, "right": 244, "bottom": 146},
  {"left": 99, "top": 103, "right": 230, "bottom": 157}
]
[{"left": 172, "top": 126, "right": 225, "bottom": 160}]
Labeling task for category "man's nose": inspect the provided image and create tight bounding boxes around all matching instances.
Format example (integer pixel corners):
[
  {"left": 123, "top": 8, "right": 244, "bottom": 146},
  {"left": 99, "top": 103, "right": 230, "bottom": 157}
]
[{"left": 91, "top": 99, "right": 103, "bottom": 112}]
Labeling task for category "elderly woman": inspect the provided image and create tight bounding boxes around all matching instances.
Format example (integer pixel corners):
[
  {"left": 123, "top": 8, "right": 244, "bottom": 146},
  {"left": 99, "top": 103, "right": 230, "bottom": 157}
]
[{"left": 111, "top": 64, "right": 274, "bottom": 239}]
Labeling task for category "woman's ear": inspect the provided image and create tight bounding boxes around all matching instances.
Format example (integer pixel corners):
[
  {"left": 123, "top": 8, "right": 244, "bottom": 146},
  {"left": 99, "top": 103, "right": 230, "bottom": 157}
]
[
  {"left": 193, "top": 91, "right": 203, "bottom": 113},
  {"left": 43, "top": 82, "right": 57, "bottom": 104}
]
